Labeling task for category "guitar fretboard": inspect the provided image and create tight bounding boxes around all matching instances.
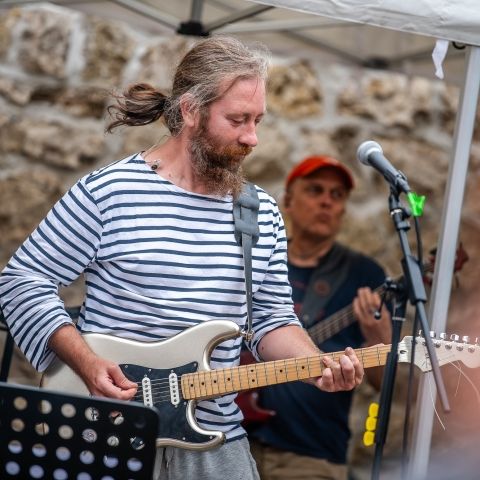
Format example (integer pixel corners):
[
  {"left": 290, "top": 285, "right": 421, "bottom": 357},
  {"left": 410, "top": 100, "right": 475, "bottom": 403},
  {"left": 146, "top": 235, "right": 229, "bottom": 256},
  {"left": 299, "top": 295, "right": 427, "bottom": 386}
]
[{"left": 181, "top": 344, "right": 391, "bottom": 400}]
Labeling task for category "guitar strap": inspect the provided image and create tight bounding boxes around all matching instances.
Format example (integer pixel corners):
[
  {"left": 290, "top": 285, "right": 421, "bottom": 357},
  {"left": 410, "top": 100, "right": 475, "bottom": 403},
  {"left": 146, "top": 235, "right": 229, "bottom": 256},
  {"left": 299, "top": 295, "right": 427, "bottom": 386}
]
[
  {"left": 299, "top": 243, "right": 356, "bottom": 329},
  {"left": 233, "top": 182, "right": 260, "bottom": 341}
]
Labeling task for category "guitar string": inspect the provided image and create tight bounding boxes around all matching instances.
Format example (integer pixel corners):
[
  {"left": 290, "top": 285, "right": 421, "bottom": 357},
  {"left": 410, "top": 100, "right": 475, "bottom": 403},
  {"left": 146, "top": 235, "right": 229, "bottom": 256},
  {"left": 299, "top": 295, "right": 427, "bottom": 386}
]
[{"left": 129, "top": 340, "right": 475, "bottom": 398}]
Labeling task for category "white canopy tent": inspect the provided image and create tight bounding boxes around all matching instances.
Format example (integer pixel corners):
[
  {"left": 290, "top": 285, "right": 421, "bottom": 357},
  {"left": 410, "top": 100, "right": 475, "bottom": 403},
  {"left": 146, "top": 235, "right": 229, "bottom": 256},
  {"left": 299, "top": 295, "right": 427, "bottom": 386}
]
[
  {"left": 247, "top": 1, "right": 480, "bottom": 479},
  {"left": 248, "top": 0, "right": 480, "bottom": 46}
]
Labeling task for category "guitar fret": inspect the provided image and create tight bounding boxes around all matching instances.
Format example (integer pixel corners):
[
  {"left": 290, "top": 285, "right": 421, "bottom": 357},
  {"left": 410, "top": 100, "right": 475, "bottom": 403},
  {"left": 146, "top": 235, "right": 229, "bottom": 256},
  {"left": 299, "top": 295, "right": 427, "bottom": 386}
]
[
  {"left": 209, "top": 371, "right": 220, "bottom": 396},
  {"left": 214, "top": 369, "right": 223, "bottom": 395},
  {"left": 182, "top": 373, "right": 198, "bottom": 399},
  {"left": 231, "top": 365, "right": 242, "bottom": 392},
  {"left": 198, "top": 370, "right": 208, "bottom": 398},
  {"left": 294, "top": 358, "right": 300, "bottom": 379},
  {"left": 239, "top": 364, "right": 248, "bottom": 390},
  {"left": 275, "top": 360, "right": 287, "bottom": 383},
  {"left": 295, "top": 357, "right": 310, "bottom": 380},
  {"left": 191, "top": 373, "right": 200, "bottom": 398},
  {"left": 224, "top": 367, "right": 234, "bottom": 393},
  {"left": 247, "top": 365, "right": 259, "bottom": 388},
  {"left": 317, "top": 355, "right": 324, "bottom": 377}
]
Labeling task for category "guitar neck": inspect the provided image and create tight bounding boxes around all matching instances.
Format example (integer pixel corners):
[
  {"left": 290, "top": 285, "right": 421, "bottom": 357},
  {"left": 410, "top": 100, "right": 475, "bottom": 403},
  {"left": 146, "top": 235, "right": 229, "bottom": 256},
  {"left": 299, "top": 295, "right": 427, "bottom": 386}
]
[
  {"left": 181, "top": 344, "right": 392, "bottom": 400},
  {"left": 307, "top": 283, "right": 386, "bottom": 344}
]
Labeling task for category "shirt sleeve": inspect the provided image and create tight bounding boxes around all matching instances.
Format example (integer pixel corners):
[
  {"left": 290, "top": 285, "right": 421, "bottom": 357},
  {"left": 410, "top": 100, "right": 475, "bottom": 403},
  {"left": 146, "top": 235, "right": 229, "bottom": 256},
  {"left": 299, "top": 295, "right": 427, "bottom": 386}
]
[
  {"left": 248, "top": 194, "right": 301, "bottom": 360},
  {"left": 0, "top": 178, "right": 102, "bottom": 371}
]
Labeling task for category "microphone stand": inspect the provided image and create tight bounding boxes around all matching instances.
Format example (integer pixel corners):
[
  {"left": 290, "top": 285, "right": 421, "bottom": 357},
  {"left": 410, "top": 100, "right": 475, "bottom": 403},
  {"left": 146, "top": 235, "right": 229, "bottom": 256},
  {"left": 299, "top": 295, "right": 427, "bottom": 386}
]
[
  {"left": 371, "top": 278, "right": 406, "bottom": 480},
  {"left": 370, "top": 184, "right": 450, "bottom": 480}
]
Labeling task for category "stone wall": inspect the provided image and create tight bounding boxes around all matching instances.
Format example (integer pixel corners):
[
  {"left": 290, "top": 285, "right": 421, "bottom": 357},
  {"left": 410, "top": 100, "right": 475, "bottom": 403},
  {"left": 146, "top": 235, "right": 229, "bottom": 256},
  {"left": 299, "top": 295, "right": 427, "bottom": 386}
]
[{"left": 1, "top": 4, "right": 479, "bottom": 478}]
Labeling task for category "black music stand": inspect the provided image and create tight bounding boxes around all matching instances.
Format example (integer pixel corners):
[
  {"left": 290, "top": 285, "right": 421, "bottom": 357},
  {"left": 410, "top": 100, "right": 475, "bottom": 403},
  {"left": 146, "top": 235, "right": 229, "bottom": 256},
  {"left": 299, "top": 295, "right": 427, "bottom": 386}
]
[
  {"left": 0, "top": 315, "right": 14, "bottom": 382},
  {"left": 0, "top": 381, "right": 159, "bottom": 479}
]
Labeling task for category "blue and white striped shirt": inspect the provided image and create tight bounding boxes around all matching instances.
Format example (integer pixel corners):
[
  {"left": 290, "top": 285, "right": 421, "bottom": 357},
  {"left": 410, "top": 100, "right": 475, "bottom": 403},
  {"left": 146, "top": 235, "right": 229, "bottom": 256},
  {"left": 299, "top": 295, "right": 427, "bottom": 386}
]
[{"left": 0, "top": 153, "right": 299, "bottom": 441}]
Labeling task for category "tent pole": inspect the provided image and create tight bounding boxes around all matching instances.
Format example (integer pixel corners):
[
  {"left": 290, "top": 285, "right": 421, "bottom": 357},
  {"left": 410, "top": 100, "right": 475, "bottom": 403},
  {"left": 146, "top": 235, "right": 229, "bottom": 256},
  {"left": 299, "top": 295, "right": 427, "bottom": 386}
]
[{"left": 407, "top": 45, "right": 480, "bottom": 480}]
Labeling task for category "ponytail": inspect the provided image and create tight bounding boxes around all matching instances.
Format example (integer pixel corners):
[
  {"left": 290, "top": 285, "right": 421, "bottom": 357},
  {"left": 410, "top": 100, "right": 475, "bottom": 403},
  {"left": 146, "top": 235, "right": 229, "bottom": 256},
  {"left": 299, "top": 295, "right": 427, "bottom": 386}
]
[{"left": 106, "top": 83, "right": 168, "bottom": 133}]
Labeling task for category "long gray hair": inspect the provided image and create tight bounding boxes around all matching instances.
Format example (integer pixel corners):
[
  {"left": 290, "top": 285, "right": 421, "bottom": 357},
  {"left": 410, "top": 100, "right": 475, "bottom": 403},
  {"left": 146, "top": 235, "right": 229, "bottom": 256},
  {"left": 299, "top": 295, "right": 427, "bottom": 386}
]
[{"left": 107, "top": 36, "right": 270, "bottom": 134}]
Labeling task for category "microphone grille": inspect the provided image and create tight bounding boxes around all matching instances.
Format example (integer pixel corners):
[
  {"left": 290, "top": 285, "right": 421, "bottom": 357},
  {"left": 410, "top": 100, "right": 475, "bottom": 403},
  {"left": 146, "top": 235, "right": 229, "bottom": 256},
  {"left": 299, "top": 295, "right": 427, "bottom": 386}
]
[{"left": 357, "top": 141, "right": 382, "bottom": 165}]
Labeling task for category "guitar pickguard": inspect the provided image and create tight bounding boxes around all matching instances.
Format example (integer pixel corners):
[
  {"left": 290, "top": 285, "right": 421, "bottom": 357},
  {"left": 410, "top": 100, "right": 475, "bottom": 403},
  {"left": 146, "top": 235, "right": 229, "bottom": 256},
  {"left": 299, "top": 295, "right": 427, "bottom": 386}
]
[{"left": 120, "top": 362, "right": 213, "bottom": 446}]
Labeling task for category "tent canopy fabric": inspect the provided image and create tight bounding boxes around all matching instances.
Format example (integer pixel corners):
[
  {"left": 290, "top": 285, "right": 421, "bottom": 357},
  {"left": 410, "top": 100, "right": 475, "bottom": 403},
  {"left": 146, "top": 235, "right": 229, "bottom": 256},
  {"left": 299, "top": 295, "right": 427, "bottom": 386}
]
[{"left": 249, "top": 0, "right": 480, "bottom": 46}]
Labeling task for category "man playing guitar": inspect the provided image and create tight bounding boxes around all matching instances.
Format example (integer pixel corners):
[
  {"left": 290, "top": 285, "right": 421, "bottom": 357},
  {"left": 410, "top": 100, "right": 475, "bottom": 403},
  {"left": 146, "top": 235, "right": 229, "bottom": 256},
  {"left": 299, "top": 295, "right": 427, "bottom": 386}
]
[{"left": 0, "top": 40, "right": 364, "bottom": 480}]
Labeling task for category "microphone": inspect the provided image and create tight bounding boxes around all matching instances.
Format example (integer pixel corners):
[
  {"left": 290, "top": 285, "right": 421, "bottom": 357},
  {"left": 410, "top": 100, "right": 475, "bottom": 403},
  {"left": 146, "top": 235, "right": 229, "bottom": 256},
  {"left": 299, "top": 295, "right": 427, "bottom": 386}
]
[{"left": 356, "top": 141, "right": 410, "bottom": 193}]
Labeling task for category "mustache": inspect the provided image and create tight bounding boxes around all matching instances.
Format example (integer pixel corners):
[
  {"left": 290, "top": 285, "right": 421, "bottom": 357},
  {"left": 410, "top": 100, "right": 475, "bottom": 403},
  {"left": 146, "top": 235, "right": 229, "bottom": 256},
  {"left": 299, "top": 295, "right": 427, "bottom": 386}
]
[{"left": 219, "top": 144, "right": 252, "bottom": 157}]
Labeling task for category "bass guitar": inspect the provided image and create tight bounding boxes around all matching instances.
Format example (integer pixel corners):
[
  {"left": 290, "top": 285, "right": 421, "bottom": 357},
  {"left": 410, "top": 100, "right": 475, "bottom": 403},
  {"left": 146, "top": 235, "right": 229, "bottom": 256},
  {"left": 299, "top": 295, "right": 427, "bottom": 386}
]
[{"left": 42, "top": 320, "right": 479, "bottom": 452}]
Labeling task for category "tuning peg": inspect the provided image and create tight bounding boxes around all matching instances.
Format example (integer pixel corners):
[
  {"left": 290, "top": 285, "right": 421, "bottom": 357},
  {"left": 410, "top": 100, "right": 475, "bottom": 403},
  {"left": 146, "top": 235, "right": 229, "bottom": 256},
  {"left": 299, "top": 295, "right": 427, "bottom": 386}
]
[
  {"left": 450, "top": 334, "right": 459, "bottom": 342},
  {"left": 439, "top": 333, "right": 447, "bottom": 341},
  {"left": 429, "top": 331, "right": 436, "bottom": 338},
  {"left": 443, "top": 333, "right": 453, "bottom": 349},
  {"left": 462, "top": 335, "right": 470, "bottom": 343},
  {"left": 418, "top": 330, "right": 424, "bottom": 337}
]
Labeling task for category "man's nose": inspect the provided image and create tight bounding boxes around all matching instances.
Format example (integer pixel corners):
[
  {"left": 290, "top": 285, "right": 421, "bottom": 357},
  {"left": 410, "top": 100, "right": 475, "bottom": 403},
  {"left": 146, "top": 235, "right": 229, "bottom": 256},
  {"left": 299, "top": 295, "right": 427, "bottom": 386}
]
[
  {"left": 239, "top": 123, "right": 258, "bottom": 147},
  {"left": 318, "top": 191, "right": 333, "bottom": 205}
]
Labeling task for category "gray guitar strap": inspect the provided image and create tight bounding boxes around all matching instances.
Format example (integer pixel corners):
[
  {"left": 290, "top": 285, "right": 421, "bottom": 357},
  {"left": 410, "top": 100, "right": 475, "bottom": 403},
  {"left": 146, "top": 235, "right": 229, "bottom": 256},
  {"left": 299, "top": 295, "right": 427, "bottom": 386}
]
[
  {"left": 299, "top": 243, "right": 355, "bottom": 329},
  {"left": 233, "top": 182, "right": 260, "bottom": 341}
]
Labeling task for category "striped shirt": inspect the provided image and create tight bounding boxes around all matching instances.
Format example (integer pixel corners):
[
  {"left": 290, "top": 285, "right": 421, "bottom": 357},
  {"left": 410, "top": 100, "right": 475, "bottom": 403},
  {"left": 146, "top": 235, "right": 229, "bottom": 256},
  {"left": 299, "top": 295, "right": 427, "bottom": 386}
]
[{"left": 0, "top": 153, "right": 299, "bottom": 441}]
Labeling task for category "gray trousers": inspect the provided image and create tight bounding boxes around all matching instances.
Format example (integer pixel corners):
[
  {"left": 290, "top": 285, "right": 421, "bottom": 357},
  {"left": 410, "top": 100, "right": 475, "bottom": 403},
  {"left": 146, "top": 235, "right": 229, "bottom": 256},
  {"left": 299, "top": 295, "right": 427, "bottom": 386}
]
[{"left": 153, "top": 437, "right": 260, "bottom": 480}]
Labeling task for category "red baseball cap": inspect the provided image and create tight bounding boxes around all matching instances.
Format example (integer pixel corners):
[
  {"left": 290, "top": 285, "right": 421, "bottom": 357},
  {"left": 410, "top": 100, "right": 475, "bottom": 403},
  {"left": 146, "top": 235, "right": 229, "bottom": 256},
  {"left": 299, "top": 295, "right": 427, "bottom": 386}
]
[{"left": 285, "top": 155, "right": 354, "bottom": 190}]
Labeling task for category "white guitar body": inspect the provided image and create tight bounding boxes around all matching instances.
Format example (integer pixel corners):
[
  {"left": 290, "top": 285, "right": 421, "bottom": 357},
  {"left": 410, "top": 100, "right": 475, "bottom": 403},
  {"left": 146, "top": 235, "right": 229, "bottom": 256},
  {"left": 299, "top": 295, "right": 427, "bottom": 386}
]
[{"left": 42, "top": 320, "right": 242, "bottom": 451}]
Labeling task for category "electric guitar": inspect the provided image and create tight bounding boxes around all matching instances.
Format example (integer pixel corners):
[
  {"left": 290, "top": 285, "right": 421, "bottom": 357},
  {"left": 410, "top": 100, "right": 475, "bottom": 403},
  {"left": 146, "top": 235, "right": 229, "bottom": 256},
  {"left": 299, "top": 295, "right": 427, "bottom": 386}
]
[{"left": 41, "top": 320, "right": 480, "bottom": 452}]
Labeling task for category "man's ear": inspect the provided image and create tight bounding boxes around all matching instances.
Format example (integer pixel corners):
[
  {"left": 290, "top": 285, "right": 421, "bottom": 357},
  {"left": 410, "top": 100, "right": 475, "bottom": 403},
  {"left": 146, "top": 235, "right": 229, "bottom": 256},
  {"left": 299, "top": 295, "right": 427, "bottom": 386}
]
[{"left": 179, "top": 94, "right": 197, "bottom": 128}]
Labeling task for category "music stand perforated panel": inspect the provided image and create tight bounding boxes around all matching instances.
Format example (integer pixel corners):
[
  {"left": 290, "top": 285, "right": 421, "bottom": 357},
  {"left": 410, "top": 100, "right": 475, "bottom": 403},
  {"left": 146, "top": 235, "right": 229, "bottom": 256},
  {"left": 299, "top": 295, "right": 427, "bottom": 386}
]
[{"left": 0, "top": 381, "right": 158, "bottom": 479}]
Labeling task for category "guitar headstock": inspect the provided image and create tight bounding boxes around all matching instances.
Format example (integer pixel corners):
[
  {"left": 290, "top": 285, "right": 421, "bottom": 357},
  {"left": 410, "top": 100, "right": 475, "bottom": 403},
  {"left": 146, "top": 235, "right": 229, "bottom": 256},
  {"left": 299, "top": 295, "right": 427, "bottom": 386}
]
[{"left": 398, "top": 332, "right": 480, "bottom": 372}]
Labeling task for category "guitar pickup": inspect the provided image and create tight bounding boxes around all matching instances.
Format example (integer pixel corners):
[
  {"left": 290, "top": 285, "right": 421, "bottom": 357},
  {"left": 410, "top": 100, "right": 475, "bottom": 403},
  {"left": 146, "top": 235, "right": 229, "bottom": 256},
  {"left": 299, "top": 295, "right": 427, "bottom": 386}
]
[
  {"left": 142, "top": 376, "right": 153, "bottom": 407},
  {"left": 169, "top": 372, "right": 180, "bottom": 406}
]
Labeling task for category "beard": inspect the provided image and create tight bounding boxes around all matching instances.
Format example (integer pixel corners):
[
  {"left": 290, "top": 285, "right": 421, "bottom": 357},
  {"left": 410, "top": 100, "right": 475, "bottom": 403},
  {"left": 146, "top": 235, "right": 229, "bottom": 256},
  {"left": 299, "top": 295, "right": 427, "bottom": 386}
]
[{"left": 190, "top": 122, "right": 252, "bottom": 198}]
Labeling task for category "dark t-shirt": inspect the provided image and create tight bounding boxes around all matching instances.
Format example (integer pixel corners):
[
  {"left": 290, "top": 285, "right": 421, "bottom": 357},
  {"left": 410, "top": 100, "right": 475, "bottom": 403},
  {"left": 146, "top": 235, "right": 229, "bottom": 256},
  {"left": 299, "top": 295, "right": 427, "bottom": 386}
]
[{"left": 251, "top": 247, "right": 386, "bottom": 464}]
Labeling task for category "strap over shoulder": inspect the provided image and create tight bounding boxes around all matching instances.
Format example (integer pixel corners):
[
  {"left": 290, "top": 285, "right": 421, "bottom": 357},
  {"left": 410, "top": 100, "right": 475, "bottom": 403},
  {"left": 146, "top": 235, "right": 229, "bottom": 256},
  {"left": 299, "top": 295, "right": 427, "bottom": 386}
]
[
  {"left": 233, "top": 182, "right": 260, "bottom": 247},
  {"left": 232, "top": 182, "right": 260, "bottom": 342}
]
